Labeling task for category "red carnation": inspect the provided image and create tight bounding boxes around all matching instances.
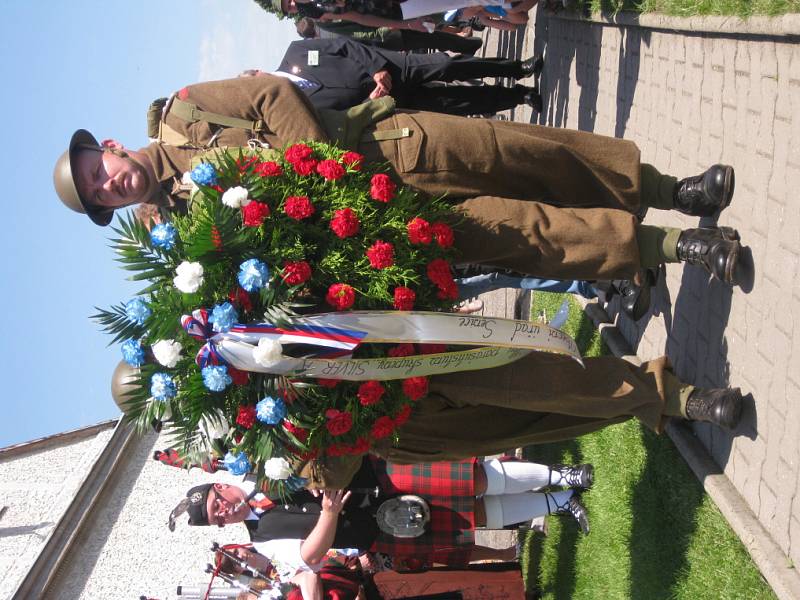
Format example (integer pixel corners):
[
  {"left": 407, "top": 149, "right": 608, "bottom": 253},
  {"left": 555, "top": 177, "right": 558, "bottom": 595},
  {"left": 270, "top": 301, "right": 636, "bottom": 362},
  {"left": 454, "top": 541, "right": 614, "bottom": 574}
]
[
  {"left": 325, "top": 408, "right": 353, "bottom": 436},
  {"left": 316, "top": 378, "right": 340, "bottom": 388},
  {"left": 388, "top": 344, "right": 415, "bottom": 358},
  {"left": 229, "top": 366, "right": 250, "bottom": 386},
  {"left": 393, "top": 286, "right": 416, "bottom": 311},
  {"left": 418, "top": 343, "right": 447, "bottom": 355},
  {"left": 366, "top": 240, "right": 395, "bottom": 269},
  {"left": 394, "top": 404, "right": 412, "bottom": 426},
  {"left": 402, "top": 376, "right": 429, "bottom": 401},
  {"left": 242, "top": 201, "right": 271, "bottom": 227},
  {"left": 431, "top": 222, "right": 455, "bottom": 248},
  {"left": 284, "top": 196, "right": 315, "bottom": 220},
  {"left": 254, "top": 161, "right": 283, "bottom": 177},
  {"left": 330, "top": 208, "right": 360, "bottom": 239},
  {"left": 348, "top": 436, "right": 370, "bottom": 455},
  {"left": 341, "top": 151, "right": 364, "bottom": 171},
  {"left": 427, "top": 258, "right": 453, "bottom": 286},
  {"left": 407, "top": 217, "right": 432, "bottom": 245},
  {"left": 236, "top": 156, "right": 258, "bottom": 173},
  {"left": 436, "top": 280, "right": 459, "bottom": 301},
  {"left": 371, "top": 416, "right": 395, "bottom": 440},
  {"left": 282, "top": 420, "right": 309, "bottom": 443},
  {"left": 292, "top": 158, "right": 318, "bottom": 176},
  {"left": 228, "top": 287, "right": 253, "bottom": 312},
  {"left": 326, "top": 283, "right": 356, "bottom": 311},
  {"left": 370, "top": 173, "right": 396, "bottom": 202},
  {"left": 316, "top": 159, "right": 346, "bottom": 181},
  {"left": 236, "top": 405, "right": 256, "bottom": 429},
  {"left": 357, "top": 380, "right": 385, "bottom": 406},
  {"left": 284, "top": 143, "right": 313, "bottom": 163},
  {"left": 282, "top": 260, "right": 312, "bottom": 285}
]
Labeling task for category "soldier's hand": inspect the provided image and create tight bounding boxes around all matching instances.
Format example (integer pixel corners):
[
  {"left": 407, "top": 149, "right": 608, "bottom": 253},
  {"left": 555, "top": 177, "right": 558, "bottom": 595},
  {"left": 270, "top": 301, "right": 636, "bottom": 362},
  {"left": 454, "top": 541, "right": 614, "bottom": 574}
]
[{"left": 320, "top": 489, "right": 351, "bottom": 514}]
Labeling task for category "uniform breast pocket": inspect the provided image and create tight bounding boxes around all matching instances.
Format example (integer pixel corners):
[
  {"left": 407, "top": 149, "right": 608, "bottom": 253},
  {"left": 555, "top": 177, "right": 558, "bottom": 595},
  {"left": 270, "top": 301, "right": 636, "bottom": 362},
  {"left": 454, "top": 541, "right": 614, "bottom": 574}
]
[{"left": 397, "top": 112, "right": 499, "bottom": 175}]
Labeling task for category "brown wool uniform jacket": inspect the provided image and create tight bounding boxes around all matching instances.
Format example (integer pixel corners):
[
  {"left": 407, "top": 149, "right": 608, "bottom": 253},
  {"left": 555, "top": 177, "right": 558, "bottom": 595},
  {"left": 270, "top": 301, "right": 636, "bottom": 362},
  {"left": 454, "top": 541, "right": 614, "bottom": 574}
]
[{"left": 136, "top": 76, "right": 683, "bottom": 488}]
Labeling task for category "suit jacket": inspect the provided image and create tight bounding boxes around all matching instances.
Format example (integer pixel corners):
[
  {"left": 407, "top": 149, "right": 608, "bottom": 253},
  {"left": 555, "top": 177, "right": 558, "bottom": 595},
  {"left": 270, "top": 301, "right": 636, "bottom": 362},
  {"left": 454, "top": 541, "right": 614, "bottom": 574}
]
[{"left": 277, "top": 38, "right": 393, "bottom": 110}]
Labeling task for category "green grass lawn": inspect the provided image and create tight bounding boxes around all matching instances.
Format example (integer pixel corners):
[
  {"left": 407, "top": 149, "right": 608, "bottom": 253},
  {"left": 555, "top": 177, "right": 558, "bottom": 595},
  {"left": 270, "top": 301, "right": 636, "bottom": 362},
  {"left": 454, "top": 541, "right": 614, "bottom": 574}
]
[
  {"left": 520, "top": 293, "right": 776, "bottom": 600},
  {"left": 575, "top": 0, "right": 799, "bottom": 16}
]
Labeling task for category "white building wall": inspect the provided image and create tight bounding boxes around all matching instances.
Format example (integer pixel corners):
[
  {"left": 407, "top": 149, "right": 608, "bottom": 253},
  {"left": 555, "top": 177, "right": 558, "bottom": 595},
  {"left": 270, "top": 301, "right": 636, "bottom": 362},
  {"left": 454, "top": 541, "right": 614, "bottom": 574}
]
[
  {"left": 48, "top": 429, "right": 250, "bottom": 600},
  {"left": 0, "top": 427, "right": 115, "bottom": 600}
]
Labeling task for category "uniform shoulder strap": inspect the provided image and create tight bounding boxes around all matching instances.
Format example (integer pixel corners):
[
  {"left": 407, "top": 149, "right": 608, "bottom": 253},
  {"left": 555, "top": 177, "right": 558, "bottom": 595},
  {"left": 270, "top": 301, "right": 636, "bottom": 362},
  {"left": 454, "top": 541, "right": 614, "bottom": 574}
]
[{"left": 169, "top": 97, "right": 265, "bottom": 133}]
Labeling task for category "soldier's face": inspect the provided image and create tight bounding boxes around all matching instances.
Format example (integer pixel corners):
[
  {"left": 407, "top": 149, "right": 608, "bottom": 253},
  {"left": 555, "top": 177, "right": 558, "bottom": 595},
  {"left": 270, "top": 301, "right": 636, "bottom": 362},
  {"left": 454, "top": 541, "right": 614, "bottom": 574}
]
[
  {"left": 73, "top": 141, "right": 152, "bottom": 209},
  {"left": 206, "top": 483, "right": 250, "bottom": 527}
]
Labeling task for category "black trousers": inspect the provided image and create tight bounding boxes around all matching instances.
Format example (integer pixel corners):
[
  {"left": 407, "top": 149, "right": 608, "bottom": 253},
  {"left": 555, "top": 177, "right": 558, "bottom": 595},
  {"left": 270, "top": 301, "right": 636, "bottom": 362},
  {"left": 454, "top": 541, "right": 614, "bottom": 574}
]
[
  {"left": 382, "top": 51, "right": 525, "bottom": 85},
  {"left": 395, "top": 83, "right": 526, "bottom": 116},
  {"left": 373, "top": 30, "right": 483, "bottom": 55}
]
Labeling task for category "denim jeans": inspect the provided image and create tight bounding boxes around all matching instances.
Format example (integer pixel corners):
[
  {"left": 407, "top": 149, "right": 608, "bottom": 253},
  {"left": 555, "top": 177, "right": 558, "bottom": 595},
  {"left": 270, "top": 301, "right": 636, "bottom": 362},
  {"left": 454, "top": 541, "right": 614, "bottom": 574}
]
[{"left": 455, "top": 272, "right": 597, "bottom": 300}]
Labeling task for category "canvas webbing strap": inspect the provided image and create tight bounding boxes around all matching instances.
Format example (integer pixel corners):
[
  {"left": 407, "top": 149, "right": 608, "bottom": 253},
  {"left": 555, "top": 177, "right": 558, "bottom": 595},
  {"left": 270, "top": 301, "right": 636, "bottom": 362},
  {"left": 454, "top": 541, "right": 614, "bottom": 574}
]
[
  {"left": 362, "top": 127, "right": 411, "bottom": 142},
  {"left": 169, "top": 97, "right": 265, "bottom": 133}
]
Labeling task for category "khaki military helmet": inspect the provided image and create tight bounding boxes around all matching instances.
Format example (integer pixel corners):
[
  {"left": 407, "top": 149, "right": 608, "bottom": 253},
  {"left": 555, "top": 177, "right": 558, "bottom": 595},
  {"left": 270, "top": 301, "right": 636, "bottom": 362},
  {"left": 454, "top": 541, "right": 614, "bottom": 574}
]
[
  {"left": 53, "top": 129, "right": 113, "bottom": 226},
  {"left": 111, "top": 360, "right": 141, "bottom": 414}
]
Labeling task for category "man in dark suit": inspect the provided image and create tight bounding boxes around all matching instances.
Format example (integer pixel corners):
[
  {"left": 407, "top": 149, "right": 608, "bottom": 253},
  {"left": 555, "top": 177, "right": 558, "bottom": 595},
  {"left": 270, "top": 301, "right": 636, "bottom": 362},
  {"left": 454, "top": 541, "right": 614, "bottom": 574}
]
[{"left": 276, "top": 37, "right": 544, "bottom": 115}]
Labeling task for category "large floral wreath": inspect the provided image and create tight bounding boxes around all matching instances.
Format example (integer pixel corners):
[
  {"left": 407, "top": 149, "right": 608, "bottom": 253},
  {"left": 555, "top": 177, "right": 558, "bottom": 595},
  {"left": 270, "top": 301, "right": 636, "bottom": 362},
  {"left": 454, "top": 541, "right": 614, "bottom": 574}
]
[{"left": 95, "top": 142, "right": 459, "bottom": 491}]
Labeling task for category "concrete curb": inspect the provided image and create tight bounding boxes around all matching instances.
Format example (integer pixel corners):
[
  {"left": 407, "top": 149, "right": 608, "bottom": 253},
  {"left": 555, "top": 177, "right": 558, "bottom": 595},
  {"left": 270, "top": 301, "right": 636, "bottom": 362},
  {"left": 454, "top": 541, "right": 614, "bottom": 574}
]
[
  {"left": 579, "top": 300, "right": 800, "bottom": 600},
  {"left": 549, "top": 9, "right": 800, "bottom": 37}
]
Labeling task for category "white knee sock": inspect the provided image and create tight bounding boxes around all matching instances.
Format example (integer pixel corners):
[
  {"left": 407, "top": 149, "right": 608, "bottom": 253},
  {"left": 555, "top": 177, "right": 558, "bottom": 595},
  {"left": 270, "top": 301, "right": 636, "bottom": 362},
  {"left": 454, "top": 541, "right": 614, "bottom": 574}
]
[
  {"left": 483, "top": 490, "right": 574, "bottom": 528},
  {"left": 483, "top": 459, "right": 552, "bottom": 495}
]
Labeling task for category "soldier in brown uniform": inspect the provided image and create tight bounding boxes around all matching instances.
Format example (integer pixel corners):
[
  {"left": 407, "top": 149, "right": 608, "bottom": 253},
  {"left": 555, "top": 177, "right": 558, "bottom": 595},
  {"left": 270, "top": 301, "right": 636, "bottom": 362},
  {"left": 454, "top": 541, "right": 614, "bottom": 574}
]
[{"left": 54, "top": 75, "right": 747, "bottom": 487}]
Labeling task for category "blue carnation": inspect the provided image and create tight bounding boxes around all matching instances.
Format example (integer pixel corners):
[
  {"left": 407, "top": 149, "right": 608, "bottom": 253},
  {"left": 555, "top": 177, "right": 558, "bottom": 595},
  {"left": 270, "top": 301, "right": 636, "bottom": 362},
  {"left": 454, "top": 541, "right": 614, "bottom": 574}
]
[
  {"left": 121, "top": 339, "right": 145, "bottom": 367},
  {"left": 202, "top": 365, "right": 232, "bottom": 392},
  {"left": 209, "top": 302, "right": 238, "bottom": 333},
  {"left": 223, "top": 451, "right": 252, "bottom": 476},
  {"left": 238, "top": 258, "right": 271, "bottom": 293},
  {"left": 150, "top": 223, "right": 178, "bottom": 250},
  {"left": 125, "top": 298, "right": 151, "bottom": 325},
  {"left": 190, "top": 162, "right": 218, "bottom": 186},
  {"left": 256, "top": 396, "right": 287, "bottom": 425},
  {"left": 150, "top": 372, "right": 177, "bottom": 401}
]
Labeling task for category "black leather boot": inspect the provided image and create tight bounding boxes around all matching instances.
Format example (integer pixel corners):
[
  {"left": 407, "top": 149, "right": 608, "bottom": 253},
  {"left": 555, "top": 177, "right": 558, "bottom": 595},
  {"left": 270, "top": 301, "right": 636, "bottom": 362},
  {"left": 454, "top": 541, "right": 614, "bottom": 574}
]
[
  {"left": 520, "top": 54, "right": 545, "bottom": 78},
  {"left": 546, "top": 492, "right": 590, "bottom": 535},
  {"left": 674, "top": 164, "right": 735, "bottom": 216},
  {"left": 676, "top": 226, "right": 742, "bottom": 285},
  {"left": 550, "top": 464, "right": 594, "bottom": 490},
  {"left": 685, "top": 387, "right": 743, "bottom": 431},
  {"left": 595, "top": 268, "right": 657, "bottom": 321}
]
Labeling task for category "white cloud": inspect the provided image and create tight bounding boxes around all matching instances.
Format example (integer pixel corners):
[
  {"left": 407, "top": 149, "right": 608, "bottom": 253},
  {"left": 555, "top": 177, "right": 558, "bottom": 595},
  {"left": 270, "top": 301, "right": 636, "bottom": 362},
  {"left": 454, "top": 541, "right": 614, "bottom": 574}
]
[{"left": 197, "top": 0, "right": 297, "bottom": 81}]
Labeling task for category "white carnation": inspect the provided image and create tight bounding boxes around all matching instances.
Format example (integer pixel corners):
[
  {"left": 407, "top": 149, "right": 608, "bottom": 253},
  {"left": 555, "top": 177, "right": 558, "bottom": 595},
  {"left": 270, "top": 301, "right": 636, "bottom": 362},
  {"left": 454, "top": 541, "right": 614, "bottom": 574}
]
[
  {"left": 263, "top": 457, "right": 292, "bottom": 480},
  {"left": 221, "top": 186, "right": 251, "bottom": 209},
  {"left": 173, "top": 261, "right": 204, "bottom": 293},
  {"left": 252, "top": 338, "right": 284, "bottom": 367},
  {"left": 152, "top": 339, "right": 183, "bottom": 368}
]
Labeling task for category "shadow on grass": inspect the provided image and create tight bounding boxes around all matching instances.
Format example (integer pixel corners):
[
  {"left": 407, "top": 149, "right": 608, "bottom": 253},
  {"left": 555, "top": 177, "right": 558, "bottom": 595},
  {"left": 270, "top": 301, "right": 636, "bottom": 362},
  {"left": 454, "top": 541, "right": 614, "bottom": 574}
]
[
  {"left": 629, "top": 426, "right": 705, "bottom": 599},
  {"left": 522, "top": 440, "right": 583, "bottom": 600}
]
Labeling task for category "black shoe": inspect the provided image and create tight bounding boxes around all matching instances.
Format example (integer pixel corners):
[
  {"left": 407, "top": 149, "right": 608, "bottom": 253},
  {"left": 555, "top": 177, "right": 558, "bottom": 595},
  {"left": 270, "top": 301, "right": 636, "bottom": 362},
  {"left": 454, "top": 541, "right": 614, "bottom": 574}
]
[
  {"left": 550, "top": 463, "right": 594, "bottom": 490},
  {"left": 519, "top": 85, "right": 543, "bottom": 112},
  {"left": 674, "top": 164, "right": 735, "bottom": 217},
  {"left": 520, "top": 54, "right": 545, "bottom": 78},
  {"left": 685, "top": 387, "right": 743, "bottom": 432},
  {"left": 615, "top": 267, "right": 658, "bottom": 320},
  {"left": 547, "top": 493, "right": 590, "bottom": 535},
  {"left": 676, "top": 226, "right": 742, "bottom": 286}
]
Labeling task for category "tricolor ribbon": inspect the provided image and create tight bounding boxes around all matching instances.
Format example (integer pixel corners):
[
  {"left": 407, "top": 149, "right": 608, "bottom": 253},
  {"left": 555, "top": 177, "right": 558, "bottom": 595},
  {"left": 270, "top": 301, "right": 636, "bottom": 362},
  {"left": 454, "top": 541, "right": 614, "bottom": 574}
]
[{"left": 181, "top": 309, "right": 226, "bottom": 367}]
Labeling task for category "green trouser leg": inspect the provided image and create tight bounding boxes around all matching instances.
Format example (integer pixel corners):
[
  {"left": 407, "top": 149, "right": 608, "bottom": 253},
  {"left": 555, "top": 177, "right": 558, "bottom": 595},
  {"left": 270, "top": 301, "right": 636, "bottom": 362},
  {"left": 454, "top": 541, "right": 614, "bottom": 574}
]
[
  {"left": 640, "top": 163, "right": 678, "bottom": 211},
  {"left": 636, "top": 224, "right": 682, "bottom": 267}
]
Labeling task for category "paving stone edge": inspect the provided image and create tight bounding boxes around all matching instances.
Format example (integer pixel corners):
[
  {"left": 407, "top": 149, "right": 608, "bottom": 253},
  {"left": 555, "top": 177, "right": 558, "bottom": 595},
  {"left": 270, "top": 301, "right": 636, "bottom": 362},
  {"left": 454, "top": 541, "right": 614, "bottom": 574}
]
[
  {"left": 578, "top": 299, "right": 800, "bottom": 600},
  {"left": 549, "top": 9, "right": 800, "bottom": 36}
]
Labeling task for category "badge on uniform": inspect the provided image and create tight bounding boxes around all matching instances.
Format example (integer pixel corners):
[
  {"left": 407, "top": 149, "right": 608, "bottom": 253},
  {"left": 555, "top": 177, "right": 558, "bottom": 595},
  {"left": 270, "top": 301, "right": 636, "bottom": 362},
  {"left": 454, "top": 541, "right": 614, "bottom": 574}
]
[{"left": 307, "top": 50, "right": 319, "bottom": 67}]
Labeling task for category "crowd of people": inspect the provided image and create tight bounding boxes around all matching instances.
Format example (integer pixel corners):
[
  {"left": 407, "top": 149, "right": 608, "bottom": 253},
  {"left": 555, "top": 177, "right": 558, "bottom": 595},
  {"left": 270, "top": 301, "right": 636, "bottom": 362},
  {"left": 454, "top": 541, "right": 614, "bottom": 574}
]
[{"left": 57, "top": 1, "right": 753, "bottom": 598}]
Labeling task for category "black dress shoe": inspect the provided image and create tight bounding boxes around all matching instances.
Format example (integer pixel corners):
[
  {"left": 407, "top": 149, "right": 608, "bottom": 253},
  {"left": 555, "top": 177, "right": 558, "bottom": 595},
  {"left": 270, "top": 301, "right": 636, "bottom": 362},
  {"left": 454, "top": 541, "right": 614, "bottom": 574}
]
[
  {"left": 520, "top": 86, "right": 543, "bottom": 112},
  {"left": 676, "top": 226, "right": 742, "bottom": 286},
  {"left": 520, "top": 54, "right": 545, "bottom": 78},
  {"left": 595, "top": 268, "right": 657, "bottom": 321},
  {"left": 547, "top": 493, "right": 590, "bottom": 535},
  {"left": 550, "top": 463, "right": 594, "bottom": 490},
  {"left": 674, "top": 164, "right": 735, "bottom": 216},
  {"left": 685, "top": 387, "right": 743, "bottom": 432}
]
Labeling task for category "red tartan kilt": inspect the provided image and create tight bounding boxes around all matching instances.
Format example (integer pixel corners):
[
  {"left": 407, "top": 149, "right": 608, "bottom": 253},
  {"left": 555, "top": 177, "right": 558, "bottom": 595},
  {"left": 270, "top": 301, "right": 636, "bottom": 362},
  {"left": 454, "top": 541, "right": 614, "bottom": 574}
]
[{"left": 369, "top": 457, "right": 477, "bottom": 569}]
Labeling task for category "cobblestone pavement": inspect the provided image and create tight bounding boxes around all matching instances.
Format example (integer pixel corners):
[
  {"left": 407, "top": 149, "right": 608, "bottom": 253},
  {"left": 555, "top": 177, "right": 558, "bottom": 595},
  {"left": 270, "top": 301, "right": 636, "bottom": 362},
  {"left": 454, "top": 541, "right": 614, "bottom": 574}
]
[{"left": 477, "top": 11, "right": 800, "bottom": 575}]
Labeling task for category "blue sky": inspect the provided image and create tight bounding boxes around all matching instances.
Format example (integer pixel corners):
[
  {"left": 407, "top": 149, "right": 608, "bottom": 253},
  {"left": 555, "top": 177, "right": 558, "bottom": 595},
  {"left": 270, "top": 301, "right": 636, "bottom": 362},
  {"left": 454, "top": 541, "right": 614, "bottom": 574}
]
[{"left": 0, "top": 0, "right": 296, "bottom": 446}]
